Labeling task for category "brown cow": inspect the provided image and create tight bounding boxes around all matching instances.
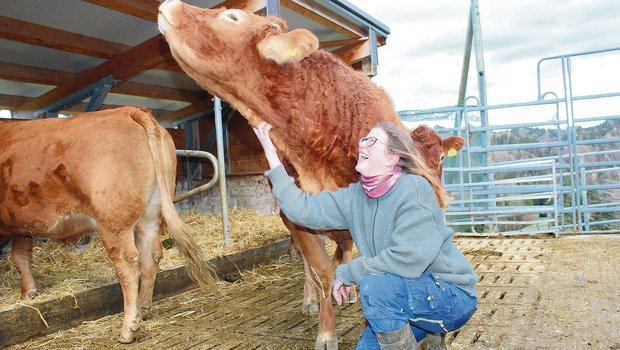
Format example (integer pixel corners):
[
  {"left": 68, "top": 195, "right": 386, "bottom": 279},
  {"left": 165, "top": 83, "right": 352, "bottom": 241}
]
[
  {"left": 157, "top": 2, "right": 464, "bottom": 348},
  {"left": 0, "top": 106, "right": 215, "bottom": 343}
]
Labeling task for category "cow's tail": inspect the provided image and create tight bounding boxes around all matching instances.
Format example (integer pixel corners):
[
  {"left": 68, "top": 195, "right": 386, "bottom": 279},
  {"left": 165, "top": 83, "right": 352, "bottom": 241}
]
[{"left": 130, "top": 107, "right": 217, "bottom": 290}]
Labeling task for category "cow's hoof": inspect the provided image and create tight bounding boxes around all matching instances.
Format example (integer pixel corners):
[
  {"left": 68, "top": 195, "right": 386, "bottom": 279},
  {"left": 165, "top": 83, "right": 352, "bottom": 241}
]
[
  {"left": 140, "top": 307, "right": 152, "bottom": 320},
  {"left": 315, "top": 335, "right": 338, "bottom": 350},
  {"left": 288, "top": 249, "right": 301, "bottom": 262},
  {"left": 118, "top": 331, "right": 137, "bottom": 344},
  {"left": 302, "top": 300, "right": 319, "bottom": 315},
  {"left": 21, "top": 288, "right": 38, "bottom": 300}
]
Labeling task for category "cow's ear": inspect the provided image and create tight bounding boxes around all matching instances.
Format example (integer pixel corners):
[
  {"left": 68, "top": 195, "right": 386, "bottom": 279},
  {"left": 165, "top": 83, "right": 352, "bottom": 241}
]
[
  {"left": 258, "top": 28, "right": 319, "bottom": 64},
  {"left": 442, "top": 136, "right": 465, "bottom": 155}
]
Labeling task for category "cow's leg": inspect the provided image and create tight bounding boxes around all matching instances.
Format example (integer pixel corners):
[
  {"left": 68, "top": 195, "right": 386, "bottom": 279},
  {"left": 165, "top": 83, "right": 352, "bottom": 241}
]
[
  {"left": 293, "top": 228, "right": 338, "bottom": 350},
  {"left": 11, "top": 236, "right": 37, "bottom": 300},
  {"left": 135, "top": 192, "right": 164, "bottom": 320},
  {"left": 280, "top": 211, "right": 300, "bottom": 261},
  {"left": 98, "top": 226, "right": 141, "bottom": 343},
  {"left": 281, "top": 215, "right": 319, "bottom": 314},
  {"left": 330, "top": 236, "right": 357, "bottom": 304},
  {"left": 298, "top": 235, "right": 320, "bottom": 315}
]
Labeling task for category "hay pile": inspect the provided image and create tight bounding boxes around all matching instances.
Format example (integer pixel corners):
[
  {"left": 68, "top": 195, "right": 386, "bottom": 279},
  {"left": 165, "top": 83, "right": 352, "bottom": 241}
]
[{"left": 0, "top": 210, "right": 289, "bottom": 311}]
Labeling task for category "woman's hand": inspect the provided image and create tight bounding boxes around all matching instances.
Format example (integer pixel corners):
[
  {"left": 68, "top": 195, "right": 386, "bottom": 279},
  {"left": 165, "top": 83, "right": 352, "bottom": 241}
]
[
  {"left": 252, "top": 122, "right": 281, "bottom": 169},
  {"left": 332, "top": 277, "right": 351, "bottom": 305}
]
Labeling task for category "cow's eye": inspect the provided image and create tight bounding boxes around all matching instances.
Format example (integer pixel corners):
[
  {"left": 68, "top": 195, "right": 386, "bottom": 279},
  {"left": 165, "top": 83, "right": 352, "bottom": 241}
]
[
  {"left": 271, "top": 22, "right": 282, "bottom": 31},
  {"left": 227, "top": 13, "right": 238, "bottom": 21}
]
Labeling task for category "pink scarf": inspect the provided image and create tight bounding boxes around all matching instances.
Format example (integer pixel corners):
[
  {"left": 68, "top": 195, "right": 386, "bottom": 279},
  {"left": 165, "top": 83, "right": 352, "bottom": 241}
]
[{"left": 360, "top": 166, "right": 404, "bottom": 199}]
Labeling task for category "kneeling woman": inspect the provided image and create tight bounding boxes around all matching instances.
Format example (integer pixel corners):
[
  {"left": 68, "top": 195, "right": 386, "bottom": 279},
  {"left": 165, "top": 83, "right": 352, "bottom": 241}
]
[{"left": 253, "top": 121, "right": 478, "bottom": 349}]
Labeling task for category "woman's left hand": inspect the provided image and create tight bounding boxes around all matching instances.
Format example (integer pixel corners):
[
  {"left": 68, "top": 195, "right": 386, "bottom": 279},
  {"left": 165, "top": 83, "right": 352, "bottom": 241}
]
[{"left": 332, "top": 277, "right": 351, "bottom": 305}]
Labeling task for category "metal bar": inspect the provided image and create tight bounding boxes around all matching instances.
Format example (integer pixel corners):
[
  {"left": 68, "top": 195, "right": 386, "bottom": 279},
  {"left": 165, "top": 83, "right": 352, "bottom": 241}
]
[
  {"left": 552, "top": 161, "right": 560, "bottom": 236},
  {"left": 562, "top": 57, "right": 579, "bottom": 232},
  {"left": 214, "top": 96, "right": 230, "bottom": 247},
  {"left": 85, "top": 79, "right": 114, "bottom": 111},
  {"left": 266, "top": 0, "right": 281, "bottom": 16},
  {"left": 575, "top": 138, "right": 620, "bottom": 146},
  {"left": 537, "top": 46, "right": 620, "bottom": 99},
  {"left": 457, "top": 7, "right": 473, "bottom": 106},
  {"left": 173, "top": 150, "right": 219, "bottom": 203},
  {"left": 448, "top": 219, "right": 555, "bottom": 225}
]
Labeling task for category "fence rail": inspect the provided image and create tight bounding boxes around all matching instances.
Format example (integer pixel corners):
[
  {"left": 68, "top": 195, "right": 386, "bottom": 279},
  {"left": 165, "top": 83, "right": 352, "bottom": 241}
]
[{"left": 400, "top": 47, "right": 620, "bottom": 235}]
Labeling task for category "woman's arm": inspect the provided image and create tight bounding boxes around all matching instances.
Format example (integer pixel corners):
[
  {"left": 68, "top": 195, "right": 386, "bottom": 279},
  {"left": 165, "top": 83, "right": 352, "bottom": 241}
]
[
  {"left": 253, "top": 122, "right": 281, "bottom": 169},
  {"left": 253, "top": 122, "right": 352, "bottom": 230}
]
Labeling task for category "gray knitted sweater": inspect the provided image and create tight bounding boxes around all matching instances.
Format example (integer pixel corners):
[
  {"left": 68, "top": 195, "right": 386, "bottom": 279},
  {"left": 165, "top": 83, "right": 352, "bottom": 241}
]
[{"left": 266, "top": 165, "right": 478, "bottom": 296}]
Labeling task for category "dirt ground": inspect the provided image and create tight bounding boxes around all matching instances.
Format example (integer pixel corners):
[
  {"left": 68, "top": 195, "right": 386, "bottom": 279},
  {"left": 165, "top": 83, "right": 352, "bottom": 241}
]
[{"left": 3, "top": 234, "right": 620, "bottom": 350}]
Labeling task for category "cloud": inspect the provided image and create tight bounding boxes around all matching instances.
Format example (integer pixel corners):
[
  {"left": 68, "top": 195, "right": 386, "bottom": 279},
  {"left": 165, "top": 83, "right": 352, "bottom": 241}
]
[{"left": 350, "top": 0, "right": 620, "bottom": 112}]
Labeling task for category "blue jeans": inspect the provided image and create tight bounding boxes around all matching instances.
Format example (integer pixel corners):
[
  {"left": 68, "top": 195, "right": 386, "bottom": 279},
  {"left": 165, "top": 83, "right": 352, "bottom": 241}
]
[{"left": 355, "top": 272, "right": 477, "bottom": 350}]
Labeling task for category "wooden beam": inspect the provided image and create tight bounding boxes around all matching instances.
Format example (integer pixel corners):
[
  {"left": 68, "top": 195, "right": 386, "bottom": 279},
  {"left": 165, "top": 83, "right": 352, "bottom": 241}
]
[
  {"left": 320, "top": 37, "right": 367, "bottom": 49},
  {"left": 0, "top": 94, "right": 31, "bottom": 110},
  {"left": 0, "top": 61, "right": 203, "bottom": 103},
  {"left": 83, "top": 0, "right": 160, "bottom": 21},
  {"left": 281, "top": 0, "right": 364, "bottom": 38},
  {"left": 85, "top": 0, "right": 267, "bottom": 21},
  {"left": 0, "top": 15, "right": 128, "bottom": 59},
  {"left": 160, "top": 98, "right": 215, "bottom": 123},
  {"left": 14, "top": 35, "right": 172, "bottom": 116},
  {"left": 0, "top": 94, "right": 172, "bottom": 118},
  {"left": 331, "top": 39, "right": 371, "bottom": 65},
  {"left": 0, "top": 14, "right": 185, "bottom": 74}
]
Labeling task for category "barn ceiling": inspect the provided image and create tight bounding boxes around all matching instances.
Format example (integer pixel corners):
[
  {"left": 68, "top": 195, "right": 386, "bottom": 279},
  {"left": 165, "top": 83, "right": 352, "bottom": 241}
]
[{"left": 0, "top": 0, "right": 389, "bottom": 125}]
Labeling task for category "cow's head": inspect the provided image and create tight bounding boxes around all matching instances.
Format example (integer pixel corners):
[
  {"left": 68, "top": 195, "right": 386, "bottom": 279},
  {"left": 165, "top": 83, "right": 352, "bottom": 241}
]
[
  {"left": 158, "top": 0, "right": 319, "bottom": 86},
  {"left": 411, "top": 125, "right": 465, "bottom": 180}
]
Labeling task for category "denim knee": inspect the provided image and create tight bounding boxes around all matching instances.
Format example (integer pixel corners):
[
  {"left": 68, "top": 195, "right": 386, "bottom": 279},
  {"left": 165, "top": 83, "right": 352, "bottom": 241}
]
[{"left": 359, "top": 274, "right": 409, "bottom": 333}]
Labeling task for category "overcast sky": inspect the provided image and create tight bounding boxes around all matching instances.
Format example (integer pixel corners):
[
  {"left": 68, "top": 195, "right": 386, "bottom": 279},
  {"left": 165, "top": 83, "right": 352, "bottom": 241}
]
[{"left": 347, "top": 0, "right": 620, "bottom": 116}]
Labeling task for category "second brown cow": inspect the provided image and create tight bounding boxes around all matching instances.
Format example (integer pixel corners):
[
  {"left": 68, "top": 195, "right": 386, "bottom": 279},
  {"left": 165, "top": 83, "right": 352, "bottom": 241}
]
[{"left": 158, "top": 1, "right": 464, "bottom": 349}]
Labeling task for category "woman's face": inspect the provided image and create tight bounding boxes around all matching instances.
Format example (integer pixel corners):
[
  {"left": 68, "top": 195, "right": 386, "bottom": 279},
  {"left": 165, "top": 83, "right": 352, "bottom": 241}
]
[{"left": 355, "top": 127, "right": 399, "bottom": 177}]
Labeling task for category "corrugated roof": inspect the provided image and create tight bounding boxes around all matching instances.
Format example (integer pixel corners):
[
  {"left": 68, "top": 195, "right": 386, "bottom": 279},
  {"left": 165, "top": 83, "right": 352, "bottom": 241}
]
[{"left": 0, "top": 0, "right": 390, "bottom": 122}]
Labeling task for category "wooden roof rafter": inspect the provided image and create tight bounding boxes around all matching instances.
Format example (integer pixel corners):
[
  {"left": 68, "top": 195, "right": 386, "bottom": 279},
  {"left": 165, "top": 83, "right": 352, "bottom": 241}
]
[
  {"left": 0, "top": 61, "right": 205, "bottom": 103},
  {"left": 13, "top": 35, "right": 172, "bottom": 117},
  {"left": 281, "top": 0, "right": 366, "bottom": 39}
]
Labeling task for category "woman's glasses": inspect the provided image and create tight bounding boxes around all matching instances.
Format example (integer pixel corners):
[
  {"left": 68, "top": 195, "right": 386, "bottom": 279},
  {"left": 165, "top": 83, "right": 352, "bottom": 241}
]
[{"left": 359, "top": 136, "right": 384, "bottom": 147}]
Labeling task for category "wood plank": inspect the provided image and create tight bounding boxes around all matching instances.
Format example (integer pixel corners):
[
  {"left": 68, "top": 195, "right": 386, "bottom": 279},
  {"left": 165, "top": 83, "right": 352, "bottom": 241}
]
[
  {"left": 320, "top": 37, "right": 367, "bottom": 49},
  {"left": 0, "top": 15, "right": 128, "bottom": 59},
  {"left": 281, "top": 0, "right": 364, "bottom": 38},
  {"left": 84, "top": 0, "right": 160, "bottom": 21},
  {"left": 160, "top": 98, "right": 215, "bottom": 123},
  {"left": 330, "top": 39, "right": 371, "bottom": 65},
  {"left": 13, "top": 35, "right": 172, "bottom": 116},
  {"left": 0, "top": 239, "right": 291, "bottom": 348},
  {"left": 0, "top": 61, "right": 204, "bottom": 103},
  {"left": 86, "top": 0, "right": 267, "bottom": 22},
  {"left": 0, "top": 94, "right": 172, "bottom": 118}
]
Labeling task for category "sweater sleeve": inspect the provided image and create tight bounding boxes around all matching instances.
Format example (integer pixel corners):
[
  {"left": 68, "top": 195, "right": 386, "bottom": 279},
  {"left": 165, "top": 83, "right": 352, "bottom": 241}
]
[
  {"left": 336, "top": 181, "right": 446, "bottom": 285},
  {"left": 265, "top": 165, "right": 352, "bottom": 230}
]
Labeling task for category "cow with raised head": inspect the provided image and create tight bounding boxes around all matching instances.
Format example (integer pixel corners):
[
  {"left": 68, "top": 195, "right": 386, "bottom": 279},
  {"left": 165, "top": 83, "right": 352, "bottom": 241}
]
[
  {"left": 0, "top": 106, "right": 216, "bottom": 343},
  {"left": 157, "top": 2, "right": 464, "bottom": 349}
]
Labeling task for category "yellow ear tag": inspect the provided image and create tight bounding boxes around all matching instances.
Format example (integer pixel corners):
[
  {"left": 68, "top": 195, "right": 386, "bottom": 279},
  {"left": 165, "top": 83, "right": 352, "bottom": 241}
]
[
  {"left": 447, "top": 148, "right": 457, "bottom": 157},
  {"left": 285, "top": 48, "right": 298, "bottom": 58}
]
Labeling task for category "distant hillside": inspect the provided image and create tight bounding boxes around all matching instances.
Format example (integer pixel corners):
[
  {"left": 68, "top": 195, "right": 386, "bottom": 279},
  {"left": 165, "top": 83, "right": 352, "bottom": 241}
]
[{"left": 487, "top": 119, "right": 619, "bottom": 229}]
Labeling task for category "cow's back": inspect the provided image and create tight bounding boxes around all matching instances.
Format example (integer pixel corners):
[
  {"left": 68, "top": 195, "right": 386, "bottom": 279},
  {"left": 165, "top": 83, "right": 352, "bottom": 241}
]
[{"left": 0, "top": 107, "right": 168, "bottom": 239}]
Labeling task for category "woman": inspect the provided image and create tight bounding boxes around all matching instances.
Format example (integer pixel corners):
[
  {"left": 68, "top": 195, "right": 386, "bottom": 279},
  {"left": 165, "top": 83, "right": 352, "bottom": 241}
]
[{"left": 253, "top": 121, "right": 477, "bottom": 349}]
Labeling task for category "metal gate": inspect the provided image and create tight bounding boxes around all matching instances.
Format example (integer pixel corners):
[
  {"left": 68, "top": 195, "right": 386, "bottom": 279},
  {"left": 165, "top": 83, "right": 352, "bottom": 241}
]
[{"left": 400, "top": 47, "right": 620, "bottom": 235}]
